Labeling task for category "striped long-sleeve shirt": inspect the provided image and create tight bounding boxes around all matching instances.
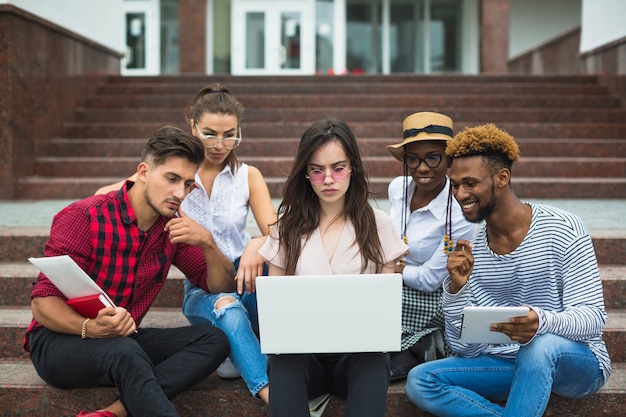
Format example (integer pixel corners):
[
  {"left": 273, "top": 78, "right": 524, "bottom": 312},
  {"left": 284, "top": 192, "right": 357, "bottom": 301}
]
[{"left": 443, "top": 203, "right": 611, "bottom": 382}]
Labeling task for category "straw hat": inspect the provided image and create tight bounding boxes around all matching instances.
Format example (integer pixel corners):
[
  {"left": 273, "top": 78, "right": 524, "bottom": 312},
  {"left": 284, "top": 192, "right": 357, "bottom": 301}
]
[{"left": 387, "top": 112, "right": 454, "bottom": 162}]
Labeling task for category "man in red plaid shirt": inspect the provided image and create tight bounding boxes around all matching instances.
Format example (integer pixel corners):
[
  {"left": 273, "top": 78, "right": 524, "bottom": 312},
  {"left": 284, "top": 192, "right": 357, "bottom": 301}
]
[{"left": 25, "top": 126, "right": 235, "bottom": 417}]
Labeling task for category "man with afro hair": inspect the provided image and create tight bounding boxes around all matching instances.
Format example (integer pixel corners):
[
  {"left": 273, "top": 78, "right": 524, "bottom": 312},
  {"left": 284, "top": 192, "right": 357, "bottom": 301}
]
[{"left": 405, "top": 123, "right": 611, "bottom": 416}]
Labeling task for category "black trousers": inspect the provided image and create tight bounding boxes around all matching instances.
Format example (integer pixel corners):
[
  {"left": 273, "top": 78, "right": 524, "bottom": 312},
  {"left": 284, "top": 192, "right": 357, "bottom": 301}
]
[
  {"left": 29, "top": 324, "right": 229, "bottom": 417},
  {"left": 268, "top": 352, "right": 390, "bottom": 417}
]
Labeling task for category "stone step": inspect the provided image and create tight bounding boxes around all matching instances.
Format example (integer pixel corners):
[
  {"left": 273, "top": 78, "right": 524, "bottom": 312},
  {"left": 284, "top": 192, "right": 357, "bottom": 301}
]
[
  {"left": 82, "top": 94, "right": 623, "bottom": 111},
  {"left": 3, "top": 306, "right": 626, "bottom": 362},
  {"left": 2, "top": 358, "right": 623, "bottom": 417},
  {"left": 30, "top": 155, "right": 626, "bottom": 179},
  {"left": 61, "top": 121, "right": 626, "bottom": 140},
  {"left": 245, "top": 108, "right": 626, "bottom": 123},
  {"left": 93, "top": 80, "right": 613, "bottom": 96},
  {"left": 0, "top": 263, "right": 185, "bottom": 309},
  {"left": 13, "top": 176, "right": 626, "bottom": 200},
  {"left": 105, "top": 74, "right": 608, "bottom": 85},
  {"left": 600, "top": 266, "right": 626, "bottom": 310},
  {"left": 0, "top": 307, "right": 189, "bottom": 360},
  {"left": 44, "top": 138, "right": 626, "bottom": 159},
  {"left": 73, "top": 107, "right": 626, "bottom": 124},
  {"left": 2, "top": 262, "right": 623, "bottom": 310}
]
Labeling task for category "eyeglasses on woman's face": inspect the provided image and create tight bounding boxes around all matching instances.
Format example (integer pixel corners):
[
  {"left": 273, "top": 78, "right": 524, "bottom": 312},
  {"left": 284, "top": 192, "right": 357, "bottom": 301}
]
[
  {"left": 195, "top": 124, "right": 242, "bottom": 149},
  {"left": 306, "top": 166, "right": 351, "bottom": 185},
  {"left": 405, "top": 154, "right": 443, "bottom": 169}
]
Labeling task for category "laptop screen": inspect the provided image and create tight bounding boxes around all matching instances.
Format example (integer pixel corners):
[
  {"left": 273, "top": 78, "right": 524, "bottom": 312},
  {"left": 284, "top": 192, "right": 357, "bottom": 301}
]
[{"left": 256, "top": 273, "right": 402, "bottom": 354}]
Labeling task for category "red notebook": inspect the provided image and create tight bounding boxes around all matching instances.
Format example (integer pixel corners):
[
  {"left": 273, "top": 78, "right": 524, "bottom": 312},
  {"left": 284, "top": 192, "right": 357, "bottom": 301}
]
[{"left": 66, "top": 293, "right": 114, "bottom": 318}]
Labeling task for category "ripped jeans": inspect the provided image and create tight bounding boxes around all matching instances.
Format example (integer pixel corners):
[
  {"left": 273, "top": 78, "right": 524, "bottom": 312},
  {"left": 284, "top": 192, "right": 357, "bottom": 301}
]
[{"left": 182, "top": 279, "right": 268, "bottom": 398}]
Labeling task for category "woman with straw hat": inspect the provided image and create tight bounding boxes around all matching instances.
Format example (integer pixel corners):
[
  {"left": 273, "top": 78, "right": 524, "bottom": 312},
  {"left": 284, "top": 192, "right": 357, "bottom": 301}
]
[{"left": 386, "top": 111, "right": 477, "bottom": 380}]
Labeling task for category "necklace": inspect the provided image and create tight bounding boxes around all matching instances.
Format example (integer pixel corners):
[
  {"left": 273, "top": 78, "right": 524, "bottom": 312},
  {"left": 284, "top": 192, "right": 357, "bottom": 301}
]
[
  {"left": 399, "top": 165, "right": 410, "bottom": 267},
  {"left": 443, "top": 183, "right": 454, "bottom": 255}
]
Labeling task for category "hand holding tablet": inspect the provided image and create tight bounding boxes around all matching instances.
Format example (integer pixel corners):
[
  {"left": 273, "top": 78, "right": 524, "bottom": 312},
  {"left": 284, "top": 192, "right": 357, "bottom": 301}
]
[{"left": 460, "top": 306, "right": 531, "bottom": 344}]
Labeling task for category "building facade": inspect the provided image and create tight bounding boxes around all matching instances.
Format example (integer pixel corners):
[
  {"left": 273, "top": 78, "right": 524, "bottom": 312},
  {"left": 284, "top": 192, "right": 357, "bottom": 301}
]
[
  {"left": 124, "top": 0, "right": 481, "bottom": 76},
  {"left": 3, "top": 0, "right": 625, "bottom": 76},
  {"left": 121, "top": 0, "right": 626, "bottom": 77}
]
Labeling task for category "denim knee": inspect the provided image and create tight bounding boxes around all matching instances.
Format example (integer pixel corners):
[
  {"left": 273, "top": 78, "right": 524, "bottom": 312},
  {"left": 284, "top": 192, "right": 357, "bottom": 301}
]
[
  {"left": 405, "top": 362, "right": 433, "bottom": 409},
  {"left": 517, "top": 334, "right": 604, "bottom": 399},
  {"left": 213, "top": 295, "right": 246, "bottom": 319},
  {"left": 516, "top": 333, "right": 566, "bottom": 368}
]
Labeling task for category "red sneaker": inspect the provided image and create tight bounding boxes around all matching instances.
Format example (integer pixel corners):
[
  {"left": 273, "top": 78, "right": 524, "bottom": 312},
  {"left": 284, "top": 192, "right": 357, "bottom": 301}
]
[{"left": 76, "top": 411, "right": 117, "bottom": 417}]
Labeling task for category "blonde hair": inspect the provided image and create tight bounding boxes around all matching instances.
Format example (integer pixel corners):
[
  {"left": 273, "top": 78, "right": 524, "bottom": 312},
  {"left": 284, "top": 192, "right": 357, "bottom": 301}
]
[{"left": 445, "top": 123, "right": 520, "bottom": 171}]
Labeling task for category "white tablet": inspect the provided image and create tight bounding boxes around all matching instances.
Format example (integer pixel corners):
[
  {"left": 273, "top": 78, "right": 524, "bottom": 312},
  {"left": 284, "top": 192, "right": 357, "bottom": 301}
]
[
  {"left": 28, "top": 255, "right": 115, "bottom": 306},
  {"left": 459, "top": 306, "right": 530, "bottom": 344}
]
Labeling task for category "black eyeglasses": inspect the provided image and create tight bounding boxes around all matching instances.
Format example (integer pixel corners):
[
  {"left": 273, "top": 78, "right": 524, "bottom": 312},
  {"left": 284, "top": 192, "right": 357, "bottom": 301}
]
[{"left": 405, "top": 154, "right": 443, "bottom": 169}]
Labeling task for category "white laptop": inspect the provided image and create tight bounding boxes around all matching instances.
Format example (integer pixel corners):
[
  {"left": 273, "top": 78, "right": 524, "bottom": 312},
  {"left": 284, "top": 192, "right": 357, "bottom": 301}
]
[{"left": 255, "top": 273, "right": 402, "bottom": 354}]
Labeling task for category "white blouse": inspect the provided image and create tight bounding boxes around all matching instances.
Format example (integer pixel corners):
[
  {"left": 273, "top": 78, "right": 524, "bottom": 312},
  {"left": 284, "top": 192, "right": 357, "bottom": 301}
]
[
  {"left": 388, "top": 176, "right": 478, "bottom": 292},
  {"left": 180, "top": 164, "right": 251, "bottom": 262}
]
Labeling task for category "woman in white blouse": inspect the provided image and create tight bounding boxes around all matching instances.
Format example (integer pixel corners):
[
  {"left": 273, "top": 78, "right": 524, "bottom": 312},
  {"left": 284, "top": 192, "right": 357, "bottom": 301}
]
[
  {"left": 95, "top": 84, "right": 276, "bottom": 404},
  {"left": 386, "top": 112, "right": 477, "bottom": 380}
]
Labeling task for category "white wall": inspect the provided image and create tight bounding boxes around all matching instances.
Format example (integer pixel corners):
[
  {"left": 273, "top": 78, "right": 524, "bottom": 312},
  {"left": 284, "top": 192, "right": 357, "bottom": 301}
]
[
  {"left": 580, "top": 0, "right": 626, "bottom": 53},
  {"left": 0, "top": 0, "right": 124, "bottom": 52},
  {"left": 509, "top": 0, "right": 581, "bottom": 58}
]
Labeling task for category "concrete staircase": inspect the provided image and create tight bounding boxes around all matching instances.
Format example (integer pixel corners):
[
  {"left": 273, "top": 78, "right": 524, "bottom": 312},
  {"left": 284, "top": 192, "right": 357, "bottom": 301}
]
[
  {"left": 2, "top": 75, "right": 626, "bottom": 416},
  {"left": 14, "top": 74, "right": 626, "bottom": 200}
]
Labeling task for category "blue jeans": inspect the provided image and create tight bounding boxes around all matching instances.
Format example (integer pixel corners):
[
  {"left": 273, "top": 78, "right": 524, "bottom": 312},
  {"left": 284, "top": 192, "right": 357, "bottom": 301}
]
[
  {"left": 405, "top": 334, "right": 605, "bottom": 417},
  {"left": 182, "top": 276, "right": 268, "bottom": 398}
]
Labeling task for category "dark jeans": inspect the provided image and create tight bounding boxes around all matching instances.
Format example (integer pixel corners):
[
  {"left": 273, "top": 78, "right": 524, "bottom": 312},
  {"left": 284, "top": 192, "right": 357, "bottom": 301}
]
[
  {"left": 268, "top": 352, "right": 390, "bottom": 417},
  {"left": 29, "top": 324, "right": 229, "bottom": 417}
]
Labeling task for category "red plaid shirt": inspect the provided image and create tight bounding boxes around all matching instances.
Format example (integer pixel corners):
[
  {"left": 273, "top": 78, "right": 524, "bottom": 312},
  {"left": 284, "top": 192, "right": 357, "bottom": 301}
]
[{"left": 25, "top": 182, "right": 209, "bottom": 350}]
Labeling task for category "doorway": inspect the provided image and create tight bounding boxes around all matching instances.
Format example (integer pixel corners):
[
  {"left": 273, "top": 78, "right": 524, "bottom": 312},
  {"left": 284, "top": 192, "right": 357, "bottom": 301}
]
[
  {"left": 122, "top": 0, "right": 160, "bottom": 75},
  {"left": 346, "top": 0, "right": 462, "bottom": 74},
  {"left": 231, "top": 0, "right": 315, "bottom": 75}
]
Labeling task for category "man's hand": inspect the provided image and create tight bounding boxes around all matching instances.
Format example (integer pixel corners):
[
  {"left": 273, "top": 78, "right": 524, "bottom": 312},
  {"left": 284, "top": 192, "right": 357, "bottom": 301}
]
[
  {"left": 490, "top": 308, "right": 538, "bottom": 344},
  {"left": 88, "top": 306, "right": 137, "bottom": 338},
  {"left": 446, "top": 239, "right": 474, "bottom": 293},
  {"left": 164, "top": 208, "right": 213, "bottom": 246}
]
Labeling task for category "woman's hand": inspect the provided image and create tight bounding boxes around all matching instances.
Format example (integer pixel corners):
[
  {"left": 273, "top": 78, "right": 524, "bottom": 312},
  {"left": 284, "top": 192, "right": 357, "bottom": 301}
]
[{"left": 235, "top": 236, "right": 267, "bottom": 294}]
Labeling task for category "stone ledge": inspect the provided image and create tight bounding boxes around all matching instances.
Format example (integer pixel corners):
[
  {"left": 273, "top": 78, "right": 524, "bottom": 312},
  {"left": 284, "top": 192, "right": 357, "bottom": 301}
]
[{"left": 1, "top": 360, "right": 624, "bottom": 417}]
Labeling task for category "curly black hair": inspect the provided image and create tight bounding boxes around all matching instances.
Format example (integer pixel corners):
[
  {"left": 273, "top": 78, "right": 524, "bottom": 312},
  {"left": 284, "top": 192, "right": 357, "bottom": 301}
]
[{"left": 446, "top": 123, "right": 520, "bottom": 172}]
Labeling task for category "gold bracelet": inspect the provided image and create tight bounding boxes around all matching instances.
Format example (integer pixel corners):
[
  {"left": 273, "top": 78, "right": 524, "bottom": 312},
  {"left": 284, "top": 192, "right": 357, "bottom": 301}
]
[{"left": 81, "top": 318, "right": 90, "bottom": 339}]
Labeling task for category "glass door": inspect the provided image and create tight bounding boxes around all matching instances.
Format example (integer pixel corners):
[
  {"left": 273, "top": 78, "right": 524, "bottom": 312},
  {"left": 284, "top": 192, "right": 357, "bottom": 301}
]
[
  {"left": 232, "top": 0, "right": 315, "bottom": 75},
  {"left": 122, "top": 0, "right": 160, "bottom": 75},
  {"left": 346, "top": 0, "right": 461, "bottom": 74}
]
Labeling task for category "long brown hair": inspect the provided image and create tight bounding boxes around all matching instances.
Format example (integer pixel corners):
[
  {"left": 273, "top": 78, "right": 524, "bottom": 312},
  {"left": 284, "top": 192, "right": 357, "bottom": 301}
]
[
  {"left": 276, "top": 118, "right": 385, "bottom": 274},
  {"left": 184, "top": 83, "right": 244, "bottom": 173}
]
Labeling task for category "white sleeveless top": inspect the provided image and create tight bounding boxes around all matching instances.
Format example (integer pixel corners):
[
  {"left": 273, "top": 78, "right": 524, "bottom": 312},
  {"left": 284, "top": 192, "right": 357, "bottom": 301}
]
[{"left": 180, "top": 163, "right": 251, "bottom": 262}]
